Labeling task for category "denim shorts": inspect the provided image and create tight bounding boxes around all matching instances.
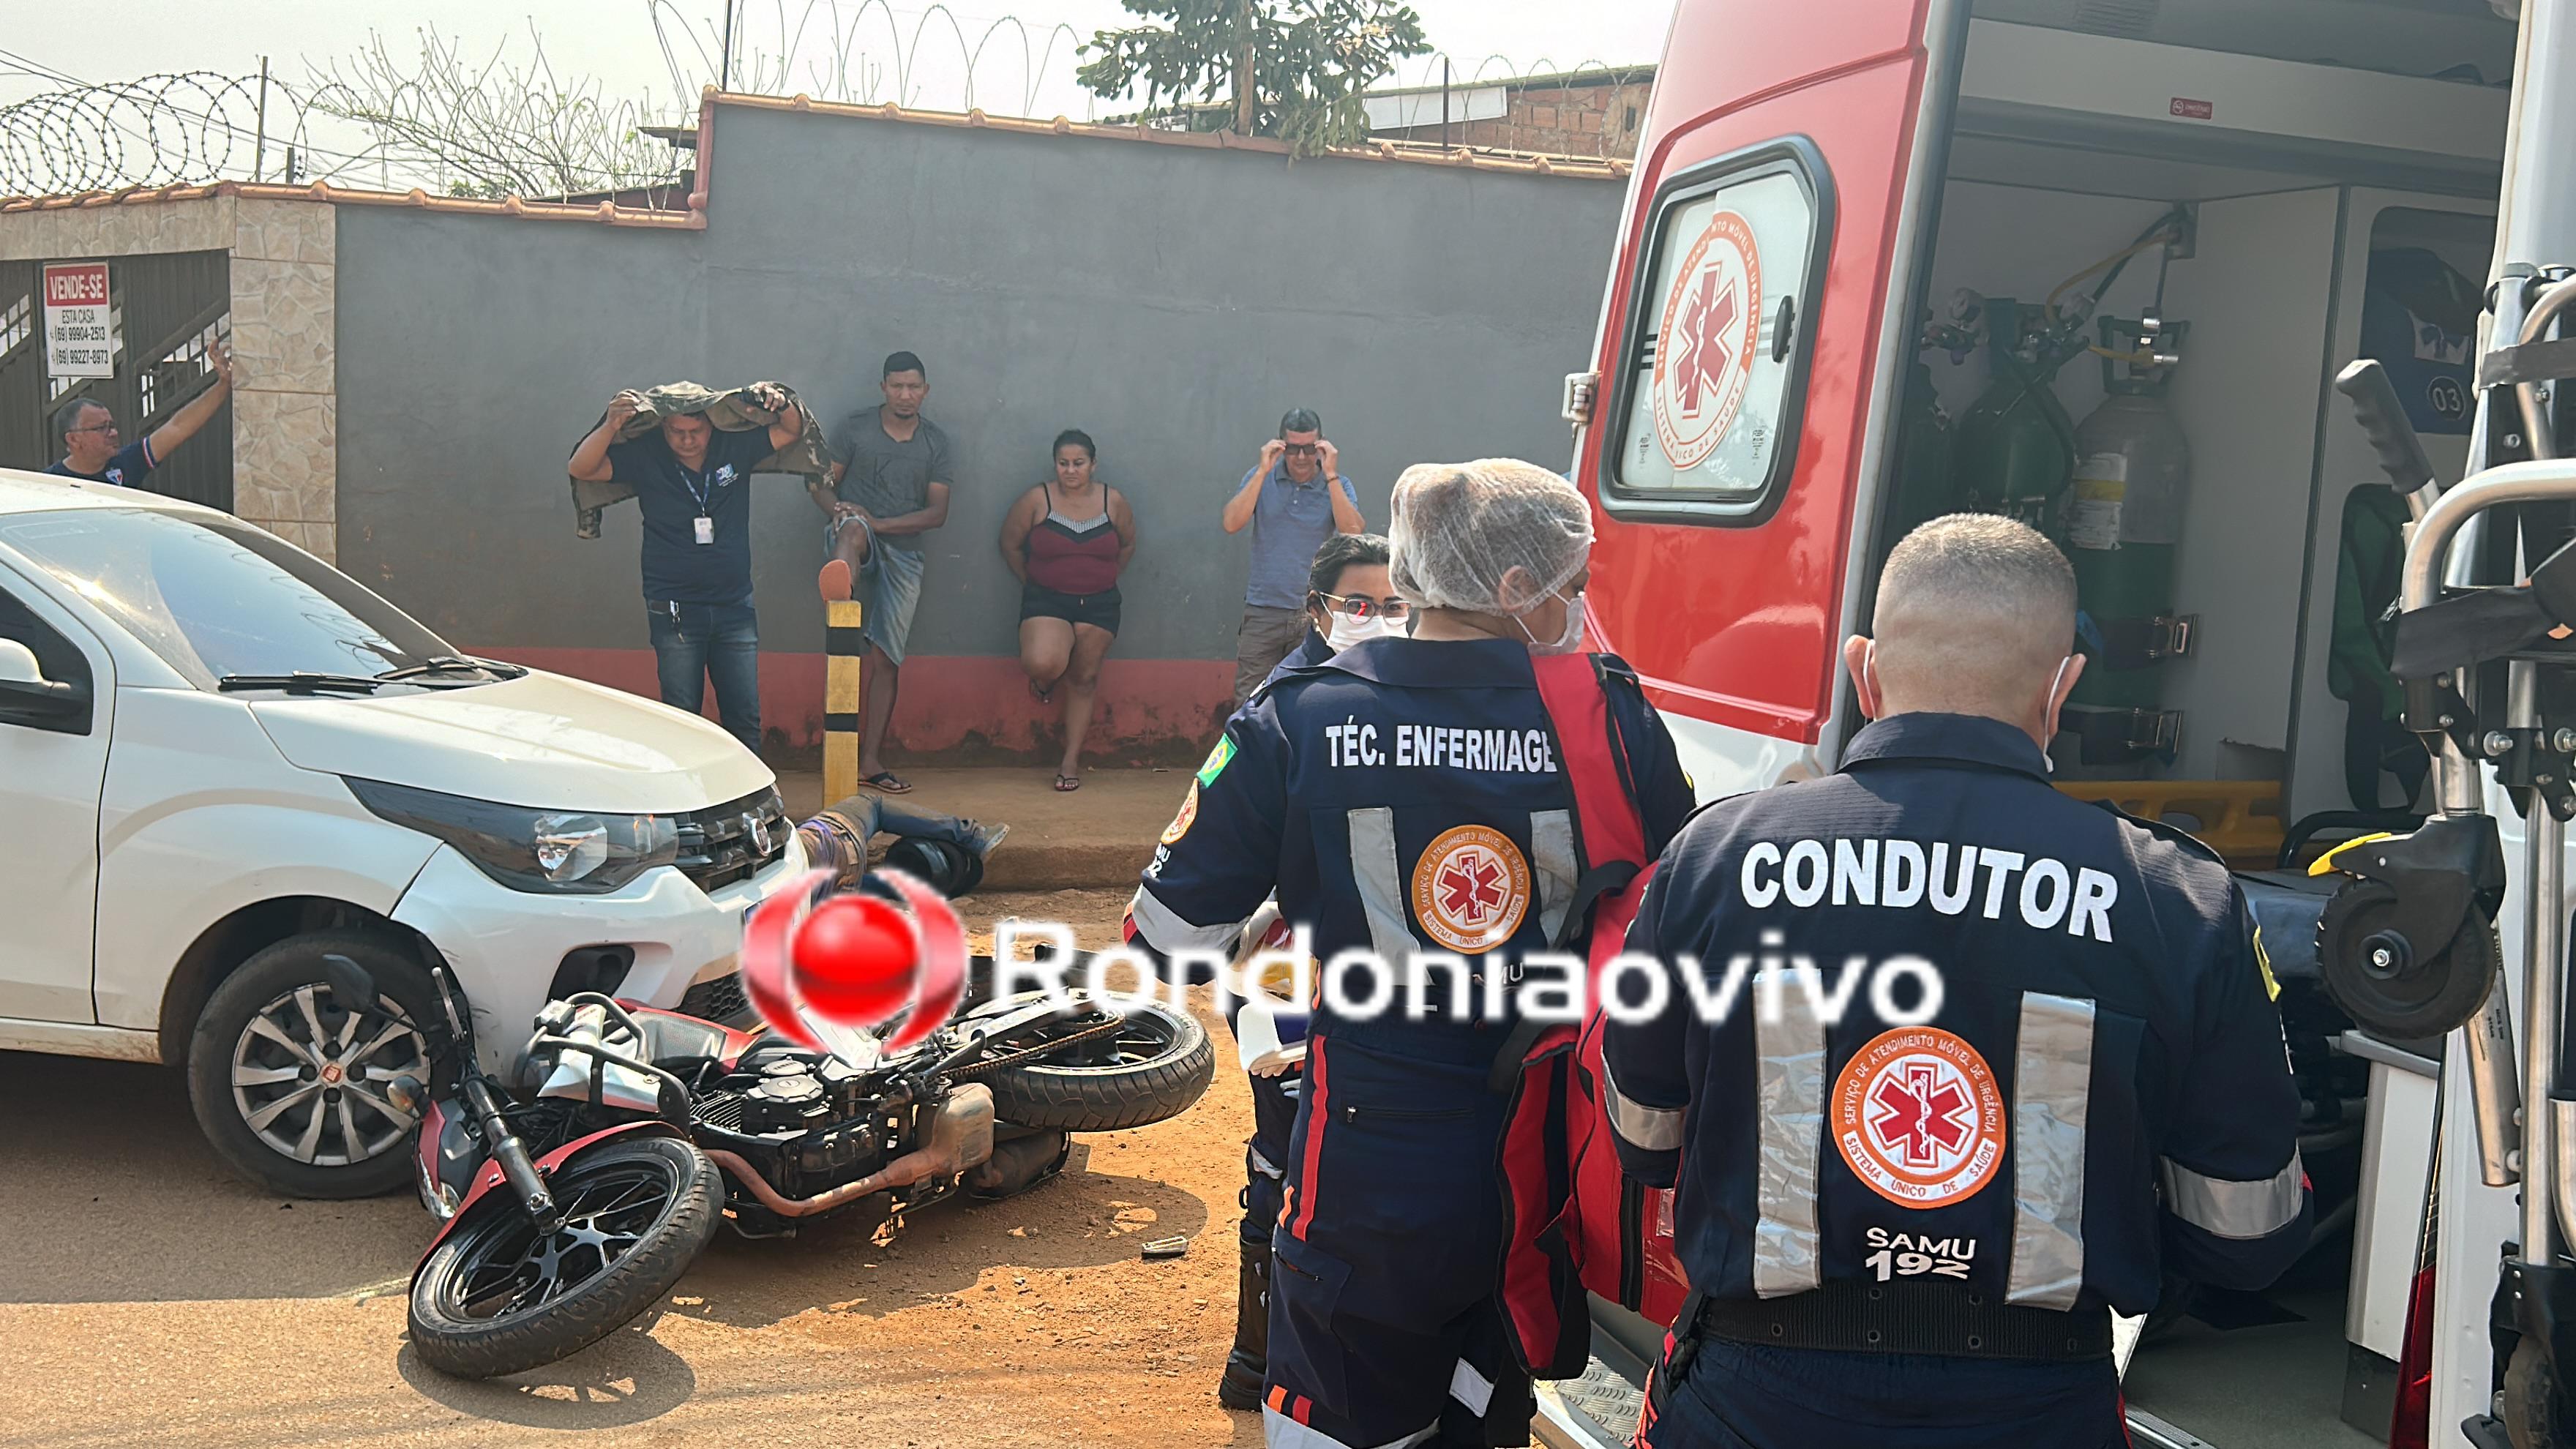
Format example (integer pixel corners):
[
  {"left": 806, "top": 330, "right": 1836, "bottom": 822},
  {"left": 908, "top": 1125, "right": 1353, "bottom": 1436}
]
[{"left": 828, "top": 514, "right": 925, "bottom": 667}]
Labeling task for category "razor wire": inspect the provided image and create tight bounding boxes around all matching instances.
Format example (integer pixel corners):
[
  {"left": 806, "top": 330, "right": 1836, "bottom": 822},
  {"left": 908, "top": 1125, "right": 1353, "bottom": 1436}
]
[
  {"left": 0, "top": 70, "right": 338, "bottom": 197},
  {"left": 0, "top": 11, "right": 1655, "bottom": 200}
]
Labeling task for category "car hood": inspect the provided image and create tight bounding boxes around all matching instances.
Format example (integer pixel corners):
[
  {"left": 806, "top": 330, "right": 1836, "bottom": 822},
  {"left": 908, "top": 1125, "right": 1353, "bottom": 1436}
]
[{"left": 247, "top": 670, "right": 775, "bottom": 814}]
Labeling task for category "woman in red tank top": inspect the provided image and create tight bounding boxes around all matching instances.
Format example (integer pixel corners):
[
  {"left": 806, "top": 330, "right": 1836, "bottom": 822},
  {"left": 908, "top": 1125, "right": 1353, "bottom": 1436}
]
[{"left": 999, "top": 430, "right": 1137, "bottom": 790}]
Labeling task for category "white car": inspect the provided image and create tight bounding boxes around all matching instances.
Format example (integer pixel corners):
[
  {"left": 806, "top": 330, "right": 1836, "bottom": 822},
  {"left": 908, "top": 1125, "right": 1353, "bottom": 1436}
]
[{"left": 0, "top": 470, "right": 809, "bottom": 1197}]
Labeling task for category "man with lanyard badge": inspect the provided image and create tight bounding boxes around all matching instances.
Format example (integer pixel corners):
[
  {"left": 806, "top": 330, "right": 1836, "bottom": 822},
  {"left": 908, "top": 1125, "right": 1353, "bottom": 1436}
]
[
  {"left": 1126, "top": 460, "right": 1693, "bottom": 1449},
  {"left": 569, "top": 383, "right": 804, "bottom": 753},
  {"left": 1603, "top": 514, "right": 2310, "bottom": 1448}
]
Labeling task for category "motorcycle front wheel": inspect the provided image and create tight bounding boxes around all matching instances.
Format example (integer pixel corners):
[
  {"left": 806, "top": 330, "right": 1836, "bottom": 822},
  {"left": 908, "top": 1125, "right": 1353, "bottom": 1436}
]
[{"left": 408, "top": 1134, "right": 722, "bottom": 1379}]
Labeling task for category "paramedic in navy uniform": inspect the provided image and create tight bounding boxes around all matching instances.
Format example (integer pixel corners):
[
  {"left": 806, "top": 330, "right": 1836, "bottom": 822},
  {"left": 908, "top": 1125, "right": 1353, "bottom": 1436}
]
[
  {"left": 1603, "top": 514, "right": 2310, "bottom": 1448},
  {"left": 1126, "top": 460, "right": 1692, "bottom": 1448}
]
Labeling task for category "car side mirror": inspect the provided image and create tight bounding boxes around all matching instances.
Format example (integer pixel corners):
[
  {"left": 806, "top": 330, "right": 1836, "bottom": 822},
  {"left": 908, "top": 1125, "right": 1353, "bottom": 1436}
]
[{"left": 0, "top": 637, "right": 91, "bottom": 728}]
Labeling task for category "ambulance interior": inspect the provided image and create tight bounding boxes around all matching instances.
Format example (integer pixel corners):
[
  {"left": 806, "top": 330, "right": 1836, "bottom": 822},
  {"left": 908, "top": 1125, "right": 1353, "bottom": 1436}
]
[{"left": 1877, "top": 3, "right": 2516, "bottom": 1443}]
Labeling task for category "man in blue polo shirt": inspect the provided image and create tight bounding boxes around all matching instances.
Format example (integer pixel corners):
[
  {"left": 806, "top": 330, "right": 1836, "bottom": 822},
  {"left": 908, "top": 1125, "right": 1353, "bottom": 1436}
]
[
  {"left": 1220, "top": 406, "right": 1364, "bottom": 708},
  {"left": 47, "top": 340, "right": 236, "bottom": 488},
  {"left": 568, "top": 383, "right": 804, "bottom": 753}
]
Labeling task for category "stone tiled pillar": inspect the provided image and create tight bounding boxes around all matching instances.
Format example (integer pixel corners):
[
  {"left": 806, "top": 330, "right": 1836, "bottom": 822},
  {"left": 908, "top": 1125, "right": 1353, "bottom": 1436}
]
[{"left": 226, "top": 200, "right": 338, "bottom": 564}]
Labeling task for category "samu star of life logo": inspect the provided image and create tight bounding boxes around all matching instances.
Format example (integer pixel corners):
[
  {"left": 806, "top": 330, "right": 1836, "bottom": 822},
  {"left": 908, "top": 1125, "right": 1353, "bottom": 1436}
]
[
  {"left": 1409, "top": 824, "right": 1531, "bottom": 955},
  {"left": 1651, "top": 209, "right": 1764, "bottom": 473},
  {"left": 1832, "top": 1026, "right": 2006, "bottom": 1208}
]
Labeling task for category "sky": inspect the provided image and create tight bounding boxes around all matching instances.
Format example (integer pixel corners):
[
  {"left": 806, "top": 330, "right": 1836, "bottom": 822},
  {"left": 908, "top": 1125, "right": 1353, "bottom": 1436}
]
[{"left": 1, "top": 1, "right": 1680, "bottom": 120}]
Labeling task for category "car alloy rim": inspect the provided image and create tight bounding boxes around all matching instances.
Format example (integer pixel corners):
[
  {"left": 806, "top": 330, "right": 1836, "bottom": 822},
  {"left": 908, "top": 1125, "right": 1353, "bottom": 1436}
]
[{"left": 230, "top": 981, "right": 430, "bottom": 1167}]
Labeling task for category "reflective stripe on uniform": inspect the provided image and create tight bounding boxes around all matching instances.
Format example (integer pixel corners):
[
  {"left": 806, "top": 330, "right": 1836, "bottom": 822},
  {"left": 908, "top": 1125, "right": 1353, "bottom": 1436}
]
[
  {"left": 1530, "top": 808, "right": 1579, "bottom": 944},
  {"left": 1752, "top": 973, "right": 1827, "bottom": 1297},
  {"left": 1262, "top": 1407, "right": 1438, "bottom": 1449},
  {"left": 2161, "top": 1153, "right": 2306, "bottom": 1240},
  {"left": 1602, "top": 1052, "right": 1685, "bottom": 1152},
  {"left": 1126, "top": 884, "right": 1243, "bottom": 953},
  {"left": 1346, "top": 808, "right": 1417, "bottom": 962},
  {"left": 2006, "top": 991, "right": 2094, "bottom": 1309},
  {"left": 1450, "top": 1358, "right": 1495, "bottom": 1416}
]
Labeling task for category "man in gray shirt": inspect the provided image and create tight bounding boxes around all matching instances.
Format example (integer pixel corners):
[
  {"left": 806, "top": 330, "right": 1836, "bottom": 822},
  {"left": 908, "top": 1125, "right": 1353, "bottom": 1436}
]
[
  {"left": 813, "top": 350, "right": 953, "bottom": 793},
  {"left": 1220, "top": 406, "right": 1363, "bottom": 708}
]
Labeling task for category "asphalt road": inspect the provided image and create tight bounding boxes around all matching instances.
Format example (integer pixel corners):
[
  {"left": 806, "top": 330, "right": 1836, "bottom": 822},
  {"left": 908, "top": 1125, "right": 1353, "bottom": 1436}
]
[{"left": 0, "top": 890, "right": 1273, "bottom": 1449}]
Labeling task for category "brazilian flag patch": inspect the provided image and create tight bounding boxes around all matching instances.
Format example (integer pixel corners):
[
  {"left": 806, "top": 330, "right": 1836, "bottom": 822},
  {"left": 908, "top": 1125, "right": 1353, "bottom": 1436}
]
[{"left": 1196, "top": 735, "right": 1236, "bottom": 788}]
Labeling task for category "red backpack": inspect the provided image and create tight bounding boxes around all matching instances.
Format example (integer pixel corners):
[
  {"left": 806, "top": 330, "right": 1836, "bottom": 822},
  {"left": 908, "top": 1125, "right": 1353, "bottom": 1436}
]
[{"left": 1494, "top": 653, "right": 1689, "bottom": 1379}]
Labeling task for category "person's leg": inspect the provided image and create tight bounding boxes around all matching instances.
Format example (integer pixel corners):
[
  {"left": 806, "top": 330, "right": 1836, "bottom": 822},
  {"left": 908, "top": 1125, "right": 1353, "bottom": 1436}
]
[
  {"left": 647, "top": 603, "right": 709, "bottom": 716},
  {"left": 1056, "top": 621, "right": 1117, "bottom": 784},
  {"left": 820, "top": 514, "right": 871, "bottom": 601},
  {"left": 1232, "top": 606, "right": 1305, "bottom": 711},
  {"left": 1020, "top": 615, "right": 1074, "bottom": 698},
  {"left": 858, "top": 543, "right": 924, "bottom": 786},
  {"left": 707, "top": 602, "right": 762, "bottom": 754}
]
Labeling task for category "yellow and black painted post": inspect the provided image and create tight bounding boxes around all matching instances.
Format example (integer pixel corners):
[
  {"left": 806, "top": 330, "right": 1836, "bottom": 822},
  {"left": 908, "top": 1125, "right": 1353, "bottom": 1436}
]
[{"left": 823, "top": 598, "right": 865, "bottom": 803}]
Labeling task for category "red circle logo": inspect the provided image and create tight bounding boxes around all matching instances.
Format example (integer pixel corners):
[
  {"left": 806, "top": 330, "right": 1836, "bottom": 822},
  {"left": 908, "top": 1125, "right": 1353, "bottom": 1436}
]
[
  {"left": 1831, "top": 1026, "right": 2005, "bottom": 1208},
  {"left": 739, "top": 867, "right": 968, "bottom": 1052}
]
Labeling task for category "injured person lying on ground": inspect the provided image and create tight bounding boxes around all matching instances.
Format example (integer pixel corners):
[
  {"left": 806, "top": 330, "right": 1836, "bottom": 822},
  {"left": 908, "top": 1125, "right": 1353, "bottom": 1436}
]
[{"left": 796, "top": 791, "right": 1010, "bottom": 896}]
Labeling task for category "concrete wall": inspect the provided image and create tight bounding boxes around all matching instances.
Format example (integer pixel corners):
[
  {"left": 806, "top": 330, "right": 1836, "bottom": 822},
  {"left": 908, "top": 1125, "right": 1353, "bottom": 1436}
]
[{"left": 334, "top": 102, "right": 1623, "bottom": 757}]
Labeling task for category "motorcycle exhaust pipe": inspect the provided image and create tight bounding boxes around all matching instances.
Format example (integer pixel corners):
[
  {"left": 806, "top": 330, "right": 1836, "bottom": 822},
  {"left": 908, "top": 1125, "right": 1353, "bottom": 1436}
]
[{"left": 708, "top": 1083, "right": 997, "bottom": 1218}]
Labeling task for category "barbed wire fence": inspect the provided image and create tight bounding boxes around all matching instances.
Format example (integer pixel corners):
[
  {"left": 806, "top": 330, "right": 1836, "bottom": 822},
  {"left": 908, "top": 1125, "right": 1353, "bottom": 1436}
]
[{"left": 0, "top": 9, "right": 1655, "bottom": 201}]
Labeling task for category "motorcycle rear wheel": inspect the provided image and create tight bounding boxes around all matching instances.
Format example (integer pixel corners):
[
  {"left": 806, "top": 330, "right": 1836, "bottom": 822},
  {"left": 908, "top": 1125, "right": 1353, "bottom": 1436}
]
[
  {"left": 979, "top": 998, "right": 1216, "bottom": 1133},
  {"left": 408, "top": 1134, "right": 720, "bottom": 1379}
]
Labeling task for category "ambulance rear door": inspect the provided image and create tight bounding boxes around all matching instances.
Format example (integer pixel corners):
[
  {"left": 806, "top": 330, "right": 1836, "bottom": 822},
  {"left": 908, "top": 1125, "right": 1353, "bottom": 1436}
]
[{"left": 1576, "top": 0, "right": 1972, "bottom": 796}]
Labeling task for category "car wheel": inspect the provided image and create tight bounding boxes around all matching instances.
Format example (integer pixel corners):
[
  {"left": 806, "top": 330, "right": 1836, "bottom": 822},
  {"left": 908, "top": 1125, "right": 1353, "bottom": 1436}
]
[{"left": 186, "top": 932, "right": 441, "bottom": 1199}]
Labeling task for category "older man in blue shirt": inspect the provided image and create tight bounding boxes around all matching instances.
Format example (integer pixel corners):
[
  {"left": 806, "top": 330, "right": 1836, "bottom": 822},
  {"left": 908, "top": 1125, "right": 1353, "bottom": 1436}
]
[{"left": 1220, "top": 407, "right": 1364, "bottom": 708}]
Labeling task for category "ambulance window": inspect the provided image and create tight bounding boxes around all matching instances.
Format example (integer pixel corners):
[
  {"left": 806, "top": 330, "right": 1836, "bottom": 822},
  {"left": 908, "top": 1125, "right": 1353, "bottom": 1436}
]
[{"left": 1605, "top": 143, "right": 1829, "bottom": 523}]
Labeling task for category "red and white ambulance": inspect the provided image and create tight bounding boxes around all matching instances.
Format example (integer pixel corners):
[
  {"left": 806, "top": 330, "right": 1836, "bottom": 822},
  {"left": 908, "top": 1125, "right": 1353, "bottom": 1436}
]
[{"left": 1549, "top": 2, "right": 2572, "bottom": 1446}]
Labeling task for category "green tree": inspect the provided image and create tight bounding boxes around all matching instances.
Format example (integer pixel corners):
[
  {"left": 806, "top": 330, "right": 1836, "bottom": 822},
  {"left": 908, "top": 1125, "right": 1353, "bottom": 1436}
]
[{"left": 1077, "top": 0, "right": 1430, "bottom": 157}]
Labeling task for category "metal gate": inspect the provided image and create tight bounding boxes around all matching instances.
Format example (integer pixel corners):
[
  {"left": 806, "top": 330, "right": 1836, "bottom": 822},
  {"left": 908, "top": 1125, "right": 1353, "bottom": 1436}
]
[{"left": 0, "top": 250, "right": 233, "bottom": 511}]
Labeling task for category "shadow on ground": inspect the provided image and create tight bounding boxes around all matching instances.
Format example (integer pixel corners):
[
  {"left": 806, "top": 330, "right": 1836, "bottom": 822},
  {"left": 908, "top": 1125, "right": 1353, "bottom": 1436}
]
[{"left": 0, "top": 1052, "right": 419, "bottom": 1304}]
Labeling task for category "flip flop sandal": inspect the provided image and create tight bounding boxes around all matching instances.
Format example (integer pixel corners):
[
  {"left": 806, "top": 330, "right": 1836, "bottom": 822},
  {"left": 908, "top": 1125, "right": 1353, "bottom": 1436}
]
[
  {"left": 818, "top": 558, "right": 854, "bottom": 602},
  {"left": 1052, "top": 774, "right": 1082, "bottom": 792},
  {"left": 864, "top": 771, "right": 913, "bottom": 793}
]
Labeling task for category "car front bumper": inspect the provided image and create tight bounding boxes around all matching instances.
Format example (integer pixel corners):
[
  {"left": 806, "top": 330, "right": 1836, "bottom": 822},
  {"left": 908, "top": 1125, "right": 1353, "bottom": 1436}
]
[{"left": 391, "top": 834, "right": 810, "bottom": 1078}]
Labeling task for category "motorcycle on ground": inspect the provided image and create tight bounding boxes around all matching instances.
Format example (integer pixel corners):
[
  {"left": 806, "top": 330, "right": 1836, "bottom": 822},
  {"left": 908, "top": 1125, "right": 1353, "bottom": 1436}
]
[{"left": 326, "top": 910, "right": 1213, "bottom": 1379}]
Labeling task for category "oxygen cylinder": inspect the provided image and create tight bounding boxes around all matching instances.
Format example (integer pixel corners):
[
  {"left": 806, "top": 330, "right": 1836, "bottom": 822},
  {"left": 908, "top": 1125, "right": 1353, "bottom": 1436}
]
[
  {"left": 1951, "top": 296, "right": 2082, "bottom": 530},
  {"left": 2060, "top": 315, "right": 2191, "bottom": 764},
  {"left": 1880, "top": 356, "right": 1957, "bottom": 549}
]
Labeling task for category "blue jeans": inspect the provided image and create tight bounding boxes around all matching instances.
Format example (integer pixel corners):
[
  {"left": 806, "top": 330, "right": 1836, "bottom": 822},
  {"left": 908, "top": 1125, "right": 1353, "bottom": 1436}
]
[
  {"left": 646, "top": 599, "right": 760, "bottom": 752},
  {"left": 817, "top": 793, "right": 976, "bottom": 848}
]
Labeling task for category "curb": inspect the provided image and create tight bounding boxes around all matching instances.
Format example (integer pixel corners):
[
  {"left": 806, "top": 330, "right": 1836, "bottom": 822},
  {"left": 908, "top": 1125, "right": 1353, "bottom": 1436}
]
[{"left": 977, "top": 842, "right": 1154, "bottom": 893}]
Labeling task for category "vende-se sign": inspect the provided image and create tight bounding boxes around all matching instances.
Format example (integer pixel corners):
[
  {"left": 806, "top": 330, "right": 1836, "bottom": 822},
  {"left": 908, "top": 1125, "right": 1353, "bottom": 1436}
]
[{"left": 42, "top": 262, "right": 113, "bottom": 379}]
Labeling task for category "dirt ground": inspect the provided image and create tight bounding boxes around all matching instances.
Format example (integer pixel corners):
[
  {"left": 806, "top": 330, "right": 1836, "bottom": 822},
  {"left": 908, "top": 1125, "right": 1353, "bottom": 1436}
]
[{"left": 0, "top": 889, "right": 1298, "bottom": 1449}]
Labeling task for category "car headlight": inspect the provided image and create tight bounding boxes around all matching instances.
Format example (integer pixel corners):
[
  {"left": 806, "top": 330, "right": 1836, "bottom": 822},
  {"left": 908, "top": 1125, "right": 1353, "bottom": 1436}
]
[{"left": 343, "top": 776, "right": 681, "bottom": 894}]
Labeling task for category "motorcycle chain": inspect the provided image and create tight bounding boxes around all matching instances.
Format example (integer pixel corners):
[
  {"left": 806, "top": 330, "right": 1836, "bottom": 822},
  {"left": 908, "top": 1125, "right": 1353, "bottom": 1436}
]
[{"left": 950, "top": 1013, "right": 1129, "bottom": 1079}]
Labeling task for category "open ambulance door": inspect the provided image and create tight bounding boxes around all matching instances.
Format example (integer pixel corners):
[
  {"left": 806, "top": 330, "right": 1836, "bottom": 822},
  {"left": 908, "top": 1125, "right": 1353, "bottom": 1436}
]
[
  {"left": 1538, "top": 5, "right": 1974, "bottom": 1445},
  {"left": 1573, "top": 0, "right": 1972, "bottom": 800}
]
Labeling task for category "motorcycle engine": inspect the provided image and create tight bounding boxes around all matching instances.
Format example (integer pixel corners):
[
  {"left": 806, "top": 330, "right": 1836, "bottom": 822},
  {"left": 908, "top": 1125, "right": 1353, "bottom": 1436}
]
[{"left": 738, "top": 1060, "right": 833, "bottom": 1135}]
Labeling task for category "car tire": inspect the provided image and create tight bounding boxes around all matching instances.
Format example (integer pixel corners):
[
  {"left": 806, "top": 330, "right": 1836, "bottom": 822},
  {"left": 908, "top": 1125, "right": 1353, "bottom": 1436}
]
[{"left": 186, "top": 931, "right": 443, "bottom": 1199}]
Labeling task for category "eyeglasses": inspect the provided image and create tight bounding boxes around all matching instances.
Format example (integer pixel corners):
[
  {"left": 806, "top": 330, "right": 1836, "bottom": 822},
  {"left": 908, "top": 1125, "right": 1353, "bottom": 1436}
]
[
  {"left": 1316, "top": 591, "right": 1409, "bottom": 621},
  {"left": 1281, "top": 444, "right": 1319, "bottom": 458},
  {"left": 67, "top": 422, "right": 117, "bottom": 435}
]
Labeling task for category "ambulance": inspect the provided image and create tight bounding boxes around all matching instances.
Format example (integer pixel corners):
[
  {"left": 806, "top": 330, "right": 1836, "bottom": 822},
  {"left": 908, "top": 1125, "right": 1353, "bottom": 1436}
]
[{"left": 1549, "top": 1, "right": 2576, "bottom": 1446}]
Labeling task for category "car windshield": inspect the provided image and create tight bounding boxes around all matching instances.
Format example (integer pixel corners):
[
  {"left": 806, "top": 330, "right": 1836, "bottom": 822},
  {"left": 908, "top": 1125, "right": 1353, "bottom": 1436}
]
[{"left": 0, "top": 506, "right": 455, "bottom": 690}]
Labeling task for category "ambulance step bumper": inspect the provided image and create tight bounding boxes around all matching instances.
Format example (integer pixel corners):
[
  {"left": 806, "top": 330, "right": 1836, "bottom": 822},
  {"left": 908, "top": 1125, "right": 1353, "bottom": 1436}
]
[{"left": 1531, "top": 1352, "right": 2221, "bottom": 1449}]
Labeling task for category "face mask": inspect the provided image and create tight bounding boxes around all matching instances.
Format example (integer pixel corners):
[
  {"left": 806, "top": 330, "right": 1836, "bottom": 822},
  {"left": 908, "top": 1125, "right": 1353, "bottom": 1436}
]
[
  {"left": 1327, "top": 613, "right": 1390, "bottom": 650},
  {"left": 1518, "top": 589, "right": 1587, "bottom": 655}
]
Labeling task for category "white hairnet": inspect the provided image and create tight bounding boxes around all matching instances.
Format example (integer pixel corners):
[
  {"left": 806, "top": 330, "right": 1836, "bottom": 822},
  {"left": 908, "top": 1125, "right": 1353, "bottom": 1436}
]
[{"left": 1386, "top": 459, "right": 1595, "bottom": 615}]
